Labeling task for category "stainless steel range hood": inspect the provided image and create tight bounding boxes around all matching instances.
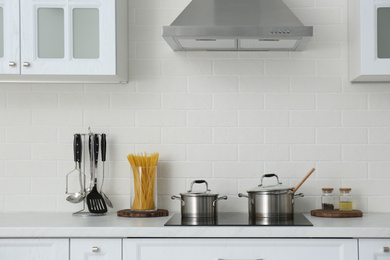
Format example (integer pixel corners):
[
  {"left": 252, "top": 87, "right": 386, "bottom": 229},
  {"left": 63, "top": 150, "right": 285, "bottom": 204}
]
[{"left": 162, "top": 0, "right": 313, "bottom": 51}]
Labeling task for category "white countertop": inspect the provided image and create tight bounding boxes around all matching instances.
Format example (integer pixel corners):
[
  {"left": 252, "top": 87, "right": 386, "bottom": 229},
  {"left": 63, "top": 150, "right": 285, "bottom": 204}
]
[{"left": 0, "top": 212, "right": 389, "bottom": 238}]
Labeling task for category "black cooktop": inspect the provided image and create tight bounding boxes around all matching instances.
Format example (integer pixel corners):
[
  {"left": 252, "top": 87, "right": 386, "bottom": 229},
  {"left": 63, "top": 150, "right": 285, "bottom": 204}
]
[{"left": 164, "top": 212, "right": 313, "bottom": 226}]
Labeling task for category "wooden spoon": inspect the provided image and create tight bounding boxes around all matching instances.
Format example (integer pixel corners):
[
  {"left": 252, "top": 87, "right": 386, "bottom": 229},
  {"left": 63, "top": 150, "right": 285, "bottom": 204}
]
[{"left": 292, "top": 168, "right": 315, "bottom": 194}]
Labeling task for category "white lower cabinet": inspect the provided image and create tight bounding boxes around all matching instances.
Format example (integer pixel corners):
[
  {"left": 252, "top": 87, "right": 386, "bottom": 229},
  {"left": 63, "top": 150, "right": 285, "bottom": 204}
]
[
  {"left": 70, "top": 238, "right": 122, "bottom": 260},
  {"left": 3, "top": 237, "right": 389, "bottom": 260},
  {"left": 123, "top": 238, "right": 358, "bottom": 260},
  {"left": 0, "top": 238, "right": 69, "bottom": 260},
  {"left": 359, "top": 239, "right": 390, "bottom": 260}
]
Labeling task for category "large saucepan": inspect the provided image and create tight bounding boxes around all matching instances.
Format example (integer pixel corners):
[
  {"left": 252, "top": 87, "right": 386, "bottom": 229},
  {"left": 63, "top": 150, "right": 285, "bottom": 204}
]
[
  {"left": 238, "top": 173, "right": 304, "bottom": 219},
  {"left": 171, "top": 180, "right": 227, "bottom": 218}
]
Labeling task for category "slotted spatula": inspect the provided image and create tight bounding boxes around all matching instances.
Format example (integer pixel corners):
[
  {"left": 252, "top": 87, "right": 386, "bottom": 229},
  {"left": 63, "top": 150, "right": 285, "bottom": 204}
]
[{"left": 86, "top": 134, "right": 107, "bottom": 214}]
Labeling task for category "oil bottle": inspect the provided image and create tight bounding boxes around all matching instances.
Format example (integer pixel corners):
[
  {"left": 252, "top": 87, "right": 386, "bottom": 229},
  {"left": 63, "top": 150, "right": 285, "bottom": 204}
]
[{"left": 339, "top": 188, "right": 353, "bottom": 211}]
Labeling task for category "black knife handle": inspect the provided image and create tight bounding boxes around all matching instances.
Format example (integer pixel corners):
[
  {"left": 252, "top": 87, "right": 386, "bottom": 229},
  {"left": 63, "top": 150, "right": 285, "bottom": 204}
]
[
  {"left": 74, "top": 134, "right": 82, "bottom": 163},
  {"left": 94, "top": 134, "right": 99, "bottom": 166},
  {"left": 101, "top": 133, "right": 106, "bottom": 162}
]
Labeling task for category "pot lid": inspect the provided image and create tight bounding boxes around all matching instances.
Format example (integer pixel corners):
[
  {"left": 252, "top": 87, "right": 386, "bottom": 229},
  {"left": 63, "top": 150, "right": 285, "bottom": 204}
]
[
  {"left": 247, "top": 173, "right": 293, "bottom": 193},
  {"left": 180, "top": 180, "right": 219, "bottom": 197}
]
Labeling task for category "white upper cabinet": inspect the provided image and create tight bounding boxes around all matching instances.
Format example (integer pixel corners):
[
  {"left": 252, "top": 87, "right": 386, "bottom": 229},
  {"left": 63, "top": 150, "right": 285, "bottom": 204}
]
[
  {"left": 0, "top": 0, "right": 19, "bottom": 75},
  {"left": 0, "top": 0, "right": 127, "bottom": 83},
  {"left": 349, "top": 0, "right": 390, "bottom": 82}
]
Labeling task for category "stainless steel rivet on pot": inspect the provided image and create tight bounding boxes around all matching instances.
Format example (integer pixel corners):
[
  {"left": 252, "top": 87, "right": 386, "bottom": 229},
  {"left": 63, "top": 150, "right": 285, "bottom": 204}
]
[
  {"left": 238, "top": 173, "right": 303, "bottom": 219},
  {"left": 171, "top": 180, "right": 228, "bottom": 218}
]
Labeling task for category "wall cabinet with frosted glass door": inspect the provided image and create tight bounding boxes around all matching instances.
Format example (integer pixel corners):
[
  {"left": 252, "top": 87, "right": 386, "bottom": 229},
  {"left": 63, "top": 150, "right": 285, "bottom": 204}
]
[
  {"left": 0, "top": 0, "right": 127, "bottom": 83},
  {"left": 349, "top": 0, "right": 390, "bottom": 82}
]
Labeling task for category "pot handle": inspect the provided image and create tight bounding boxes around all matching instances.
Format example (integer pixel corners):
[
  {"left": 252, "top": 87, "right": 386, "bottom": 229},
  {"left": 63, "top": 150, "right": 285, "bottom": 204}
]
[
  {"left": 238, "top": 193, "right": 255, "bottom": 205},
  {"left": 294, "top": 193, "right": 304, "bottom": 198},
  {"left": 259, "top": 173, "right": 282, "bottom": 187},
  {"left": 171, "top": 195, "right": 185, "bottom": 206},
  {"left": 187, "top": 180, "right": 211, "bottom": 193},
  {"left": 213, "top": 195, "right": 228, "bottom": 206}
]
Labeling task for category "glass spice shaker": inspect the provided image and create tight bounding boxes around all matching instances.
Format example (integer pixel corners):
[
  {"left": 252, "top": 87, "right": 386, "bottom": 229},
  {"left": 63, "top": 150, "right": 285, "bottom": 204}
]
[
  {"left": 339, "top": 188, "right": 353, "bottom": 211},
  {"left": 321, "top": 188, "right": 334, "bottom": 210}
]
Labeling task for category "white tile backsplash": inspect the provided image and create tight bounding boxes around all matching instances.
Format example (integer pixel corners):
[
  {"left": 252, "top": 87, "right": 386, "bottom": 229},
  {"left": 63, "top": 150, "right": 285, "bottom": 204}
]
[
  {"left": 316, "top": 128, "right": 368, "bottom": 144},
  {"left": 1, "top": 0, "right": 390, "bottom": 213},
  {"left": 6, "top": 93, "right": 58, "bottom": 109},
  {"left": 188, "top": 111, "right": 237, "bottom": 127},
  {"left": 163, "top": 93, "right": 212, "bottom": 110},
  {"left": 162, "top": 128, "right": 212, "bottom": 144}
]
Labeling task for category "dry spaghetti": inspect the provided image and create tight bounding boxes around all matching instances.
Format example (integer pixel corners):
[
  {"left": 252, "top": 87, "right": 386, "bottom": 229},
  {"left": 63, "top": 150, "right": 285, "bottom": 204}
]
[{"left": 127, "top": 152, "right": 159, "bottom": 210}]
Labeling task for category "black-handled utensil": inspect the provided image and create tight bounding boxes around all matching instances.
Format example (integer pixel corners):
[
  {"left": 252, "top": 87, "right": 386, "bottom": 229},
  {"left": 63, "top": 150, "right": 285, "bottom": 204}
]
[
  {"left": 100, "top": 134, "right": 113, "bottom": 208},
  {"left": 88, "top": 134, "right": 94, "bottom": 191},
  {"left": 74, "top": 134, "right": 82, "bottom": 165},
  {"left": 94, "top": 134, "right": 99, "bottom": 168},
  {"left": 66, "top": 134, "right": 85, "bottom": 203},
  {"left": 101, "top": 133, "right": 106, "bottom": 162},
  {"left": 86, "top": 134, "right": 107, "bottom": 214}
]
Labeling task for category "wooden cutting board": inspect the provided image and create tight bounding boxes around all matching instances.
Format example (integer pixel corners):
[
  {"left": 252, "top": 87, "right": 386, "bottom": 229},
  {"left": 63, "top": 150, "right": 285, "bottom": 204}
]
[
  {"left": 311, "top": 209, "right": 363, "bottom": 218},
  {"left": 117, "top": 209, "right": 169, "bottom": 218}
]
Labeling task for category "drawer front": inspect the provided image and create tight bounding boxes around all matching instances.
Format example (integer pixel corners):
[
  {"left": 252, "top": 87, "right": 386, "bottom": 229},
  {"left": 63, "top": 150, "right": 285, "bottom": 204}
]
[
  {"left": 70, "top": 238, "right": 122, "bottom": 260},
  {"left": 359, "top": 239, "right": 390, "bottom": 260},
  {"left": 0, "top": 238, "right": 69, "bottom": 260},
  {"left": 123, "top": 238, "right": 358, "bottom": 260}
]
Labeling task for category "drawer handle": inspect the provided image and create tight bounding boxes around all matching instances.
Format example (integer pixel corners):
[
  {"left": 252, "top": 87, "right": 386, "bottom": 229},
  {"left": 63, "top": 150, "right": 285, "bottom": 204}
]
[
  {"left": 384, "top": 247, "right": 389, "bottom": 253},
  {"left": 9, "top": 61, "right": 16, "bottom": 67},
  {"left": 92, "top": 247, "right": 99, "bottom": 253},
  {"left": 23, "top": 62, "right": 30, "bottom": 67}
]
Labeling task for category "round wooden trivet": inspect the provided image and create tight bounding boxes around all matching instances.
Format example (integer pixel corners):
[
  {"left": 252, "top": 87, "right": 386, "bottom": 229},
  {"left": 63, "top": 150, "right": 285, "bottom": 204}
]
[
  {"left": 311, "top": 209, "right": 363, "bottom": 218},
  {"left": 117, "top": 209, "right": 169, "bottom": 218}
]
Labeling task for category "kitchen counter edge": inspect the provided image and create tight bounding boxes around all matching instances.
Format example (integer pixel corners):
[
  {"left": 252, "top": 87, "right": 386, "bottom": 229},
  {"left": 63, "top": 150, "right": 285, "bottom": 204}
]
[{"left": 0, "top": 212, "right": 389, "bottom": 238}]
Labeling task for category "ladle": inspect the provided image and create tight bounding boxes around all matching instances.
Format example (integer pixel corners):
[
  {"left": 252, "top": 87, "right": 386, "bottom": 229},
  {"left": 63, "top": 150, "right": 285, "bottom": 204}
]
[{"left": 66, "top": 134, "right": 85, "bottom": 203}]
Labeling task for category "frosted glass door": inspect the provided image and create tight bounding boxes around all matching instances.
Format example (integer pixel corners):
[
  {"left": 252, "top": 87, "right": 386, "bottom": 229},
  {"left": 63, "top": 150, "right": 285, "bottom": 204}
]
[
  {"left": 73, "top": 8, "right": 100, "bottom": 59},
  {"left": 0, "top": 8, "right": 3, "bottom": 58},
  {"left": 0, "top": 0, "right": 20, "bottom": 74},
  {"left": 377, "top": 7, "right": 390, "bottom": 59},
  {"left": 37, "top": 8, "right": 65, "bottom": 59},
  {"left": 20, "top": 0, "right": 116, "bottom": 75}
]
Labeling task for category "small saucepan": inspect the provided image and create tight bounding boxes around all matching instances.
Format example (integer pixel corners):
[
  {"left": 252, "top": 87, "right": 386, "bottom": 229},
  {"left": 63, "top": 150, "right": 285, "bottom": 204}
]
[
  {"left": 238, "top": 173, "right": 304, "bottom": 219},
  {"left": 171, "top": 180, "right": 228, "bottom": 218}
]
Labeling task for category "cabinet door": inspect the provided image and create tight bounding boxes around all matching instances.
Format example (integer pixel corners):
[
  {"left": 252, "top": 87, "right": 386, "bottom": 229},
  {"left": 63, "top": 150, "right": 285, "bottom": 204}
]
[
  {"left": 349, "top": 0, "right": 390, "bottom": 81},
  {"left": 359, "top": 239, "right": 390, "bottom": 260},
  {"left": 123, "top": 238, "right": 358, "bottom": 260},
  {"left": 0, "top": 238, "right": 69, "bottom": 260},
  {"left": 20, "top": 0, "right": 116, "bottom": 75},
  {"left": 0, "top": 0, "right": 20, "bottom": 74},
  {"left": 70, "top": 238, "right": 122, "bottom": 260},
  {"left": 359, "top": 0, "right": 390, "bottom": 76}
]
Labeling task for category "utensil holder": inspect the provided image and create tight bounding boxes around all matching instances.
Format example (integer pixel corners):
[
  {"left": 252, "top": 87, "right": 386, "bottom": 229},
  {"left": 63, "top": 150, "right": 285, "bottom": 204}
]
[
  {"left": 130, "top": 166, "right": 157, "bottom": 211},
  {"left": 65, "top": 128, "right": 108, "bottom": 216}
]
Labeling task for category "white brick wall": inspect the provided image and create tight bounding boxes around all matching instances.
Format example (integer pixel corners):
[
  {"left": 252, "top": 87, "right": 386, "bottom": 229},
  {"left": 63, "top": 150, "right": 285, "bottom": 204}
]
[{"left": 0, "top": 0, "right": 390, "bottom": 213}]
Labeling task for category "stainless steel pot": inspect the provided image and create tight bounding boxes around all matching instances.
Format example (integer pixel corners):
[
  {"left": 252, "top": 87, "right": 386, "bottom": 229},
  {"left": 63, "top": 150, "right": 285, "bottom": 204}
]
[
  {"left": 238, "top": 173, "right": 303, "bottom": 219},
  {"left": 171, "top": 180, "right": 227, "bottom": 218}
]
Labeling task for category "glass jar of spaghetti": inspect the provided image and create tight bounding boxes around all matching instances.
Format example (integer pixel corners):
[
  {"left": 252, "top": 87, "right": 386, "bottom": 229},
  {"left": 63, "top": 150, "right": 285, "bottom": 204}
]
[{"left": 127, "top": 153, "right": 159, "bottom": 211}]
